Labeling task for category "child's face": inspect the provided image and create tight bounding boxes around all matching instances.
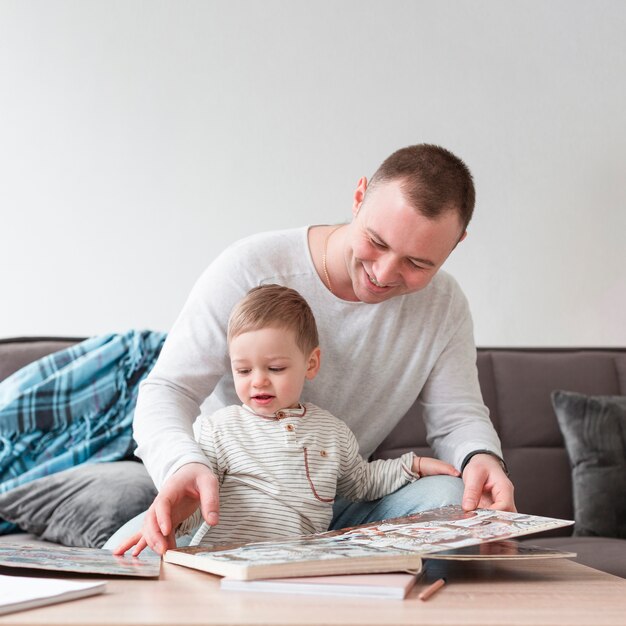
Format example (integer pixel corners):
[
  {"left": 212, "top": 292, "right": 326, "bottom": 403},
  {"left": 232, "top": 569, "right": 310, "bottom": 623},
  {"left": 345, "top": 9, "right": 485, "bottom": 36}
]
[{"left": 229, "top": 326, "right": 320, "bottom": 416}]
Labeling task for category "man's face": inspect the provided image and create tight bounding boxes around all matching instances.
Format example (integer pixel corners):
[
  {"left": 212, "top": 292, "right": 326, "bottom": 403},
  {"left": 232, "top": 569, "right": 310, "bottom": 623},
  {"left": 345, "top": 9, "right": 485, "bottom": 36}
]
[{"left": 344, "top": 178, "right": 466, "bottom": 304}]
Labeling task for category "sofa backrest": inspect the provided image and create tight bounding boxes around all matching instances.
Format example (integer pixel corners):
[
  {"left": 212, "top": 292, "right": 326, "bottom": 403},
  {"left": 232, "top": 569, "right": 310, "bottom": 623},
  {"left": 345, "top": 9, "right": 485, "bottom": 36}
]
[
  {"left": 0, "top": 337, "right": 83, "bottom": 382},
  {"left": 2, "top": 338, "right": 625, "bottom": 525},
  {"left": 374, "top": 348, "right": 626, "bottom": 525}
]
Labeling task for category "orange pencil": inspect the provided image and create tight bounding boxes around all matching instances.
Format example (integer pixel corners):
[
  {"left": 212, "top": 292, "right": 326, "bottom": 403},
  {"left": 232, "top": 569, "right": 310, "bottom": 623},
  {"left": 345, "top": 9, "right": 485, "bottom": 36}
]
[{"left": 418, "top": 577, "right": 446, "bottom": 601}]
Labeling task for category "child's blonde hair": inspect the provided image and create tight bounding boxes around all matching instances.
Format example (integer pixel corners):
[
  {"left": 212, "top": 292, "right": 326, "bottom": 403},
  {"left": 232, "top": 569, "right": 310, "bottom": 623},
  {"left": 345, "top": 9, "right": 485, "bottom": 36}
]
[{"left": 227, "top": 285, "right": 319, "bottom": 356}]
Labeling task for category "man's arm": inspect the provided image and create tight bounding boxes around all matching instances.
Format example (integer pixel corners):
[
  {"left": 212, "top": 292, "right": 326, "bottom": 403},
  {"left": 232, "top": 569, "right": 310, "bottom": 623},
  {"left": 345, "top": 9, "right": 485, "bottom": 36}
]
[
  {"left": 132, "top": 251, "right": 241, "bottom": 487},
  {"left": 129, "top": 246, "right": 251, "bottom": 551},
  {"left": 418, "top": 285, "right": 516, "bottom": 512}
]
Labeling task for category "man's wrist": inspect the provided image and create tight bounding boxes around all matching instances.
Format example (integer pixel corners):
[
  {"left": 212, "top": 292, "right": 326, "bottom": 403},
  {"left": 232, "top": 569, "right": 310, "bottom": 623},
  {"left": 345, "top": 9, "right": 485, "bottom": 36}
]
[{"left": 461, "top": 450, "right": 510, "bottom": 476}]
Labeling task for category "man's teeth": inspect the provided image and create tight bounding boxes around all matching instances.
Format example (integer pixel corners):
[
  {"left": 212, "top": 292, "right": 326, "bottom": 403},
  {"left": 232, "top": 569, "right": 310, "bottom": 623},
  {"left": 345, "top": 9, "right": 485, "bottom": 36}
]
[{"left": 368, "top": 273, "right": 385, "bottom": 287}]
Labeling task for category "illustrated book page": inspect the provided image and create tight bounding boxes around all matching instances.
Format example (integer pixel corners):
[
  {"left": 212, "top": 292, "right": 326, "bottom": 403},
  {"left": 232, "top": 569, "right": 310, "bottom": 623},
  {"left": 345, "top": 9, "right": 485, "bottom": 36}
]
[
  {"left": 164, "top": 505, "right": 574, "bottom": 580},
  {"left": 0, "top": 543, "right": 161, "bottom": 577}
]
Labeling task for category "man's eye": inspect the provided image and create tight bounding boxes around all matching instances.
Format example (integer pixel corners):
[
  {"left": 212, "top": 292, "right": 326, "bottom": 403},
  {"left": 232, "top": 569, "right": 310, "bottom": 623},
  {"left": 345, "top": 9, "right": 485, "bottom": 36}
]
[{"left": 370, "top": 238, "right": 386, "bottom": 249}]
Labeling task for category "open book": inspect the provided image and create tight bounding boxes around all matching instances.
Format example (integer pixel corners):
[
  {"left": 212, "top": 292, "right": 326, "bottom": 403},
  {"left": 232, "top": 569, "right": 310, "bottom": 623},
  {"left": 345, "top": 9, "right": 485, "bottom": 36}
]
[
  {"left": 0, "top": 542, "right": 161, "bottom": 578},
  {"left": 164, "top": 505, "right": 574, "bottom": 580}
]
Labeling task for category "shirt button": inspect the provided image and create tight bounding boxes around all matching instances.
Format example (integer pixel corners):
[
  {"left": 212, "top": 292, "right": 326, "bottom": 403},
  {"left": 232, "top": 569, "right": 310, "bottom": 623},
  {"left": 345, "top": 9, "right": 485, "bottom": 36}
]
[
  {"left": 320, "top": 450, "right": 327, "bottom": 457},
  {"left": 286, "top": 424, "right": 294, "bottom": 432},
  {"left": 276, "top": 411, "right": 285, "bottom": 419}
]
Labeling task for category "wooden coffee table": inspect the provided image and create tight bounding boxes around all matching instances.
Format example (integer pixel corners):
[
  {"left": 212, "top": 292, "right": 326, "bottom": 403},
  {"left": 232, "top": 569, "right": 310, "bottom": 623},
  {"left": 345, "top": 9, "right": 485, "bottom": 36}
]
[{"left": 1, "top": 557, "right": 624, "bottom": 626}]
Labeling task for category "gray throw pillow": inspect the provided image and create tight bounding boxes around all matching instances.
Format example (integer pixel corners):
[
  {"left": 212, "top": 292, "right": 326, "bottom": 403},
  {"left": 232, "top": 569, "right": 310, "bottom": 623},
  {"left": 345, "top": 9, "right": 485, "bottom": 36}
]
[
  {"left": 551, "top": 390, "right": 626, "bottom": 539},
  {"left": 0, "top": 461, "right": 156, "bottom": 548}
]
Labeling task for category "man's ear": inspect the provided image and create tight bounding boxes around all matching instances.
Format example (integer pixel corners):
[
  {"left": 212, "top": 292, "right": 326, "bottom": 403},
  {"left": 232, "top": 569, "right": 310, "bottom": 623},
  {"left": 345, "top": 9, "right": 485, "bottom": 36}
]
[
  {"left": 456, "top": 230, "right": 468, "bottom": 247},
  {"left": 351, "top": 177, "right": 368, "bottom": 217},
  {"left": 305, "top": 347, "right": 321, "bottom": 380}
]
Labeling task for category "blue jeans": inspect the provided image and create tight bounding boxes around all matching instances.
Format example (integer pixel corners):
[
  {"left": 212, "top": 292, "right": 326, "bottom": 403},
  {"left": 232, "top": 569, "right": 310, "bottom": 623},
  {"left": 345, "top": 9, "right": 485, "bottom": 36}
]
[
  {"left": 103, "top": 475, "right": 464, "bottom": 552},
  {"left": 330, "top": 475, "right": 464, "bottom": 529}
]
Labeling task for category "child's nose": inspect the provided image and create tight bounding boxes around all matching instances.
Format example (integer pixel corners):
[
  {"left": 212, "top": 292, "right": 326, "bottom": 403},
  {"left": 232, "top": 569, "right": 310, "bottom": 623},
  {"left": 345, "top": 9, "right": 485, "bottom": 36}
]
[{"left": 252, "top": 371, "right": 269, "bottom": 387}]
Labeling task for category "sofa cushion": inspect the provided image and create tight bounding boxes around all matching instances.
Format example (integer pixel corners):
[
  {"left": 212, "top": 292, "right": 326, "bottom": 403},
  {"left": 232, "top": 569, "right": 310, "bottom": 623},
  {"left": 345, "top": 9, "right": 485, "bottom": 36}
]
[
  {"left": 494, "top": 352, "right": 622, "bottom": 448},
  {"left": 0, "top": 461, "right": 156, "bottom": 548},
  {"left": 502, "top": 447, "right": 573, "bottom": 524},
  {"left": 552, "top": 391, "right": 626, "bottom": 539}
]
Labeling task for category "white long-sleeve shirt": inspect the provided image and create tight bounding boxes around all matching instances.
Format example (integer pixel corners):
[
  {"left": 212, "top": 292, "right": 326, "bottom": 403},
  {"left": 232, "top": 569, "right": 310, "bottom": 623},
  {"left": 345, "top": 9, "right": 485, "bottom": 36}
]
[
  {"left": 178, "top": 403, "right": 417, "bottom": 546},
  {"left": 134, "top": 227, "right": 502, "bottom": 489}
]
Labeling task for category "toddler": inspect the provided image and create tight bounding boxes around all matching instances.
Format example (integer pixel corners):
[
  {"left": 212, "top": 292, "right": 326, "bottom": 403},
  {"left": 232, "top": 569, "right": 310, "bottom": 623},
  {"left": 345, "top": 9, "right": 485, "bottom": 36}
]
[{"left": 177, "top": 284, "right": 460, "bottom": 547}]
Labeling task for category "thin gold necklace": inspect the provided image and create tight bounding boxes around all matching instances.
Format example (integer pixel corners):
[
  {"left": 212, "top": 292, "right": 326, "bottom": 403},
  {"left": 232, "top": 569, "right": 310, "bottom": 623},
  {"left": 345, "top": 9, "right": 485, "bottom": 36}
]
[{"left": 322, "top": 225, "right": 342, "bottom": 294}]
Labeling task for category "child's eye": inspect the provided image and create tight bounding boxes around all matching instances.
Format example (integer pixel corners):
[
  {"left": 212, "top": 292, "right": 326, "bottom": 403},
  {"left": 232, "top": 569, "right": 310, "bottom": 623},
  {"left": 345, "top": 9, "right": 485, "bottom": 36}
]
[
  {"left": 237, "top": 369, "right": 251, "bottom": 375},
  {"left": 269, "top": 367, "right": 286, "bottom": 372}
]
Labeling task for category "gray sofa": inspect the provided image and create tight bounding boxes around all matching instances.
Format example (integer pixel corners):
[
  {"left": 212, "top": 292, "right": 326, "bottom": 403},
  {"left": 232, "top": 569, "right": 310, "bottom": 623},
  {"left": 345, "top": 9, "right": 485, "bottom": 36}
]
[
  {"left": 373, "top": 347, "right": 626, "bottom": 578},
  {"left": 1, "top": 338, "right": 625, "bottom": 577}
]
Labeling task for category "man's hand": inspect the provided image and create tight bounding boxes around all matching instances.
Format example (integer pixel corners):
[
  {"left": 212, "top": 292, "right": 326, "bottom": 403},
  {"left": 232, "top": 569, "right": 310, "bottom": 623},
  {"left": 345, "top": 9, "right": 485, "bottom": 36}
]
[
  {"left": 461, "top": 453, "right": 516, "bottom": 512},
  {"left": 113, "top": 462, "right": 219, "bottom": 556}
]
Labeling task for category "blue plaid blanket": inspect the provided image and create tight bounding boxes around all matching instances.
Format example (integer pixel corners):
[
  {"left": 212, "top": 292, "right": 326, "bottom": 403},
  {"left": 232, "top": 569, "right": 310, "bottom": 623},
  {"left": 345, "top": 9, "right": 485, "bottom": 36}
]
[{"left": 0, "top": 330, "right": 166, "bottom": 533}]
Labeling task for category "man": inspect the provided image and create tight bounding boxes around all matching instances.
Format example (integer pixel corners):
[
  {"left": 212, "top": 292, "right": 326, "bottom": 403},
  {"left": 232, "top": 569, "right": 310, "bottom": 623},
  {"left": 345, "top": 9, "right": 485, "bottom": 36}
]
[{"left": 115, "top": 144, "right": 515, "bottom": 556}]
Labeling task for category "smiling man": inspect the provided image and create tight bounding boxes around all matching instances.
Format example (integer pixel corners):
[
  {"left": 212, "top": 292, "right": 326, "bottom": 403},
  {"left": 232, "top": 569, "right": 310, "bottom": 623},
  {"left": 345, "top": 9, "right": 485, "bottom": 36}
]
[
  {"left": 115, "top": 144, "right": 515, "bottom": 556},
  {"left": 328, "top": 179, "right": 467, "bottom": 303}
]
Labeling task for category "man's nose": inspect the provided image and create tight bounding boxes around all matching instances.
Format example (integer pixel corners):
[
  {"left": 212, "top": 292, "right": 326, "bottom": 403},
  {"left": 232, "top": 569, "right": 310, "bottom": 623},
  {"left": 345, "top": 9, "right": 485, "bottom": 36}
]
[{"left": 373, "top": 255, "right": 400, "bottom": 284}]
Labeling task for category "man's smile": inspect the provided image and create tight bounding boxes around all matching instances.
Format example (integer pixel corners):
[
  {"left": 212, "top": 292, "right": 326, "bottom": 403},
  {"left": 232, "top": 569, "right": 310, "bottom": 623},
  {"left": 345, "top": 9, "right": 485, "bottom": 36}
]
[{"left": 366, "top": 271, "right": 387, "bottom": 288}]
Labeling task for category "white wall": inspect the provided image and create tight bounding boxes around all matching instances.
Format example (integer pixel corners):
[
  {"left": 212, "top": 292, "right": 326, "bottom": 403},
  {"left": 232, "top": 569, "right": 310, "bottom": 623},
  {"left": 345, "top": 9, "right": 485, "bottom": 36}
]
[{"left": 1, "top": 0, "right": 625, "bottom": 345}]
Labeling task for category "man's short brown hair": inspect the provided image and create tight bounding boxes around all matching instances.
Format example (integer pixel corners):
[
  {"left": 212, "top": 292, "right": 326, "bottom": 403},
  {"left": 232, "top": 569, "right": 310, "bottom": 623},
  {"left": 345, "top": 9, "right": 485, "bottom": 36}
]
[
  {"left": 369, "top": 144, "right": 475, "bottom": 232},
  {"left": 227, "top": 285, "right": 319, "bottom": 356}
]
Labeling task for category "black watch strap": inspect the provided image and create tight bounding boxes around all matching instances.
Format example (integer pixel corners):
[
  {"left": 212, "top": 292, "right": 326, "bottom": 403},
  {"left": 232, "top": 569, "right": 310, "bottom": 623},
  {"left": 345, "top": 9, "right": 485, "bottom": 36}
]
[{"left": 461, "top": 450, "right": 510, "bottom": 476}]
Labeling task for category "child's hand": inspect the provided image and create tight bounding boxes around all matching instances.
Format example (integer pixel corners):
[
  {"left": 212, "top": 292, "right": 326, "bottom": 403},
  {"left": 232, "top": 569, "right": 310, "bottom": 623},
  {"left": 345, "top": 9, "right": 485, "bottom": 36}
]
[
  {"left": 113, "top": 531, "right": 161, "bottom": 557},
  {"left": 412, "top": 456, "right": 461, "bottom": 478},
  {"left": 114, "top": 462, "right": 219, "bottom": 556}
]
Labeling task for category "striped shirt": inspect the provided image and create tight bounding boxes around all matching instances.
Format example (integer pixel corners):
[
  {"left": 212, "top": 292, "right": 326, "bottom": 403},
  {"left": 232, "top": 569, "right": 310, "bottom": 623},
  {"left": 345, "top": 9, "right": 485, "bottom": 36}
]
[{"left": 178, "top": 403, "right": 417, "bottom": 546}]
